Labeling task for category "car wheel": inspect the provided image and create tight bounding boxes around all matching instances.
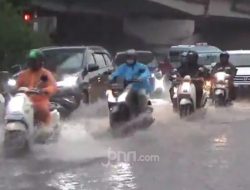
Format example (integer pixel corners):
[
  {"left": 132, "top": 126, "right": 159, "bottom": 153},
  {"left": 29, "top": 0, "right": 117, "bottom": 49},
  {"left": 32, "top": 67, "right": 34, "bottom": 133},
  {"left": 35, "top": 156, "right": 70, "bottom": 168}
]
[
  {"left": 82, "top": 91, "right": 90, "bottom": 104},
  {"left": 74, "top": 95, "right": 81, "bottom": 109}
]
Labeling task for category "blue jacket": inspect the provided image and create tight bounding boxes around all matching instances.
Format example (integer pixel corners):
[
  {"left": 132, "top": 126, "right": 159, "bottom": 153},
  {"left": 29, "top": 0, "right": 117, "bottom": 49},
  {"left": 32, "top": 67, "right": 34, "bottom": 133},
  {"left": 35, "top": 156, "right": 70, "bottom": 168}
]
[{"left": 111, "top": 62, "right": 152, "bottom": 93}]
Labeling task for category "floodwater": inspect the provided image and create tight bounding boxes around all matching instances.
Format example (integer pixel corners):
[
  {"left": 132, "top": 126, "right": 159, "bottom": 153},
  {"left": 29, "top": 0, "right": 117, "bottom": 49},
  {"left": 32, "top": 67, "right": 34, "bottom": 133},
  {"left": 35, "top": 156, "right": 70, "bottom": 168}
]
[{"left": 1, "top": 97, "right": 250, "bottom": 190}]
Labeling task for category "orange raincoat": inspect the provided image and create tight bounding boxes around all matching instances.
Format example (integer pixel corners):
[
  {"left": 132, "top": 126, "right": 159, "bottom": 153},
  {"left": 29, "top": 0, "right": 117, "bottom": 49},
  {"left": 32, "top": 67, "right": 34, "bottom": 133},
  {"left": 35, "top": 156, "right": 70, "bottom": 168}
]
[{"left": 17, "top": 68, "right": 57, "bottom": 124}]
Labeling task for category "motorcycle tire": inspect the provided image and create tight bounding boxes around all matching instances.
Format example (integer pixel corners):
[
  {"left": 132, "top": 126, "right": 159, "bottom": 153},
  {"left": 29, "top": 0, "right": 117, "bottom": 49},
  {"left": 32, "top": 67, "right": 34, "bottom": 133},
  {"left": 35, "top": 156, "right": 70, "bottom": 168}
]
[
  {"left": 4, "top": 130, "right": 29, "bottom": 157},
  {"left": 179, "top": 104, "right": 192, "bottom": 118}
]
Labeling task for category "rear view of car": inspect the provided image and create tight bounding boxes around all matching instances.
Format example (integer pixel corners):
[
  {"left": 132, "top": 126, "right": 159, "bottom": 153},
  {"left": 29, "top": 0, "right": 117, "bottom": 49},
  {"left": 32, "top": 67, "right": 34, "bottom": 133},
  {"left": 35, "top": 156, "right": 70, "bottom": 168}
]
[
  {"left": 169, "top": 43, "right": 222, "bottom": 70},
  {"left": 228, "top": 50, "right": 250, "bottom": 88}
]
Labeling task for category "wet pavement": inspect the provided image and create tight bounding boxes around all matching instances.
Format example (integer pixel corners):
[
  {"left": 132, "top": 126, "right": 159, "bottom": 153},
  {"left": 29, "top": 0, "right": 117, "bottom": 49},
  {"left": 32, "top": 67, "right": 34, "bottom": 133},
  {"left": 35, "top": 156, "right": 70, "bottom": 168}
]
[{"left": 1, "top": 99, "right": 250, "bottom": 190}]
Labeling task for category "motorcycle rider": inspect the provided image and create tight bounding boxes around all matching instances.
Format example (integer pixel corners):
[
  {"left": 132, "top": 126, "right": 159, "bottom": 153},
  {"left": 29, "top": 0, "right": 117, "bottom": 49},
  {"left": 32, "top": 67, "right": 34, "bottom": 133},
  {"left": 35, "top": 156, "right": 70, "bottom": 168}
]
[
  {"left": 170, "top": 51, "right": 209, "bottom": 108},
  {"left": 17, "top": 49, "right": 57, "bottom": 128},
  {"left": 110, "top": 49, "right": 151, "bottom": 114},
  {"left": 211, "top": 52, "right": 237, "bottom": 100}
]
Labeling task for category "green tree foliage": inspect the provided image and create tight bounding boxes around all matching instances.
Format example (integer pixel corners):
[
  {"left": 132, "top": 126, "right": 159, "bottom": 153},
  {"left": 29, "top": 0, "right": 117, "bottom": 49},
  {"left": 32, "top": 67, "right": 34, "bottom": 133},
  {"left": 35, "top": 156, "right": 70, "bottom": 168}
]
[
  {"left": 6, "top": 0, "right": 31, "bottom": 9},
  {"left": 0, "top": 0, "right": 50, "bottom": 70}
]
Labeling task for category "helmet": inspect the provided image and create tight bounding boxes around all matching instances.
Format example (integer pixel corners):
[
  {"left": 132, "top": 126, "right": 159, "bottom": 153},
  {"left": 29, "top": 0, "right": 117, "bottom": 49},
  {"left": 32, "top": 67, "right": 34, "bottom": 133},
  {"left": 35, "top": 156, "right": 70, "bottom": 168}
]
[
  {"left": 126, "top": 49, "right": 137, "bottom": 65},
  {"left": 220, "top": 52, "right": 229, "bottom": 59},
  {"left": 126, "top": 49, "right": 137, "bottom": 57},
  {"left": 28, "top": 49, "right": 44, "bottom": 61},
  {"left": 187, "top": 51, "right": 198, "bottom": 62},
  {"left": 27, "top": 49, "right": 44, "bottom": 71},
  {"left": 185, "top": 51, "right": 198, "bottom": 68}
]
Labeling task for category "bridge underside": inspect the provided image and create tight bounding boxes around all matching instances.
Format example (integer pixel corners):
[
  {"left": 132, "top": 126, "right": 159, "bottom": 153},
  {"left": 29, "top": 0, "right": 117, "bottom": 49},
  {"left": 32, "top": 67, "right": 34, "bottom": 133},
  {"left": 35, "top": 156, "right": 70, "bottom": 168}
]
[
  {"left": 33, "top": 0, "right": 191, "bottom": 18},
  {"left": 33, "top": 0, "right": 250, "bottom": 21},
  {"left": 31, "top": 0, "right": 250, "bottom": 52}
]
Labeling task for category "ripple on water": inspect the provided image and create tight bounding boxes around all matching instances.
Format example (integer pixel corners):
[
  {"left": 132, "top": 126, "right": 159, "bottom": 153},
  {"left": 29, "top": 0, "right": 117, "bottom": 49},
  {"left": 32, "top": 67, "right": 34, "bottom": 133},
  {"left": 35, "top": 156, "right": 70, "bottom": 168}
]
[
  {"left": 107, "top": 162, "right": 137, "bottom": 190},
  {"left": 207, "top": 133, "right": 230, "bottom": 169},
  {"left": 48, "top": 172, "right": 81, "bottom": 190}
]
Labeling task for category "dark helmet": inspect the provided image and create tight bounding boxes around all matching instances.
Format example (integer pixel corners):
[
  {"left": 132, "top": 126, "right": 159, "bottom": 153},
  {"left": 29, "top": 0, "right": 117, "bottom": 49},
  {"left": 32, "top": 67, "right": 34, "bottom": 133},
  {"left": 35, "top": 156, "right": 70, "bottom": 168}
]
[
  {"left": 187, "top": 51, "right": 198, "bottom": 62},
  {"left": 220, "top": 52, "right": 230, "bottom": 59},
  {"left": 126, "top": 49, "right": 137, "bottom": 65},
  {"left": 27, "top": 49, "right": 44, "bottom": 71}
]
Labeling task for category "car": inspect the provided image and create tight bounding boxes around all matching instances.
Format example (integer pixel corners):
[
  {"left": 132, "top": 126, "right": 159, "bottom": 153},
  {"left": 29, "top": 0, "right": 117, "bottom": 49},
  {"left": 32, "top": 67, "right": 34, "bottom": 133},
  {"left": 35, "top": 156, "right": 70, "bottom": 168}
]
[
  {"left": 169, "top": 43, "right": 222, "bottom": 69},
  {"left": 7, "top": 45, "right": 114, "bottom": 105},
  {"left": 113, "top": 50, "right": 167, "bottom": 96},
  {"left": 227, "top": 50, "right": 250, "bottom": 88}
]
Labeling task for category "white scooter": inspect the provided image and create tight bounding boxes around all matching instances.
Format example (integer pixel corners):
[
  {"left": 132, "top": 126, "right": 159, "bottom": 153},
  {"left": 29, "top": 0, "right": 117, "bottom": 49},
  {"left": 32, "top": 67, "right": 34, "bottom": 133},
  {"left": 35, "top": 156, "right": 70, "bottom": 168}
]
[
  {"left": 176, "top": 75, "right": 208, "bottom": 118},
  {"left": 150, "top": 70, "right": 166, "bottom": 98},
  {"left": 3, "top": 86, "right": 60, "bottom": 155},
  {"left": 212, "top": 71, "right": 230, "bottom": 106}
]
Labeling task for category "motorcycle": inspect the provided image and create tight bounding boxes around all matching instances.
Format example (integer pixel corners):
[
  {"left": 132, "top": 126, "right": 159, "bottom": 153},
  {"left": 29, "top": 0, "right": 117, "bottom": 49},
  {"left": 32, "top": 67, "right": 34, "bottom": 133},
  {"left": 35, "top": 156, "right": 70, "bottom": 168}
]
[
  {"left": 170, "top": 74, "right": 209, "bottom": 118},
  {"left": 50, "top": 95, "right": 79, "bottom": 119},
  {"left": 212, "top": 71, "right": 231, "bottom": 106},
  {"left": 3, "top": 78, "right": 61, "bottom": 155},
  {"left": 106, "top": 79, "right": 154, "bottom": 133},
  {"left": 150, "top": 70, "right": 166, "bottom": 98},
  {"left": 169, "top": 70, "right": 180, "bottom": 112}
]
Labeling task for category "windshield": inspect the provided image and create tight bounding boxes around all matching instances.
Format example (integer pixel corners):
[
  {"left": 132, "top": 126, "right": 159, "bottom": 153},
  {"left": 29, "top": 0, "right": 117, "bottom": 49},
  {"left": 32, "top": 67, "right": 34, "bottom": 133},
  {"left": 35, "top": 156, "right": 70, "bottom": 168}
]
[
  {"left": 42, "top": 48, "right": 86, "bottom": 73},
  {"left": 169, "top": 51, "right": 184, "bottom": 63},
  {"left": 198, "top": 52, "right": 220, "bottom": 66},
  {"left": 169, "top": 50, "right": 220, "bottom": 67},
  {"left": 114, "top": 52, "right": 155, "bottom": 66},
  {"left": 230, "top": 54, "right": 250, "bottom": 67}
]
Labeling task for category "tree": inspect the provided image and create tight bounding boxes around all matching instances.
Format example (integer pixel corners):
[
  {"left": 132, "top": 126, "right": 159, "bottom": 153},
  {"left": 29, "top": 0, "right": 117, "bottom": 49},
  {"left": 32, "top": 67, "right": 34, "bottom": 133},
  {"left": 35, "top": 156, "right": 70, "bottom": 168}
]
[
  {"left": 0, "top": 0, "right": 50, "bottom": 70},
  {"left": 7, "top": 0, "right": 31, "bottom": 8}
]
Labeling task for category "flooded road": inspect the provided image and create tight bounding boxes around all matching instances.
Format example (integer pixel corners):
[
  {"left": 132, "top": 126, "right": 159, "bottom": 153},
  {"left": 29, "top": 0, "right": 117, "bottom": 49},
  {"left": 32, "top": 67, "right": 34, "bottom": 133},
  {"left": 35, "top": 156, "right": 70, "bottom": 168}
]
[{"left": 1, "top": 99, "right": 250, "bottom": 190}]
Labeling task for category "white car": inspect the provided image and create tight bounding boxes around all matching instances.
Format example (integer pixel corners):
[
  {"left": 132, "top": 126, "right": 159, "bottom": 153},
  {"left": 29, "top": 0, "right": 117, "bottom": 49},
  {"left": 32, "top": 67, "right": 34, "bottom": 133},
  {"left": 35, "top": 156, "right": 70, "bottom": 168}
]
[{"left": 227, "top": 50, "right": 250, "bottom": 87}]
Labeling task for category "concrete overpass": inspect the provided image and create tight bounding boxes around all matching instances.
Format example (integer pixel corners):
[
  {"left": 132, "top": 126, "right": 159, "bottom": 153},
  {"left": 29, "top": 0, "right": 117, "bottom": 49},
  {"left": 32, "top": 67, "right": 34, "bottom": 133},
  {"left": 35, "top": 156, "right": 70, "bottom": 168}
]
[
  {"left": 32, "top": 0, "right": 250, "bottom": 20},
  {"left": 30, "top": 0, "right": 250, "bottom": 52}
]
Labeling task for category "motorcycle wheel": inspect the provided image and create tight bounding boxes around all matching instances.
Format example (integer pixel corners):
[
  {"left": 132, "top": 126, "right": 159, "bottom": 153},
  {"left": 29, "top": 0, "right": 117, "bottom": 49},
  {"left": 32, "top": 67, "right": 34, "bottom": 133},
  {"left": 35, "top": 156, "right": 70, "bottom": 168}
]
[
  {"left": 73, "top": 95, "right": 81, "bottom": 109},
  {"left": 4, "top": 131, "right": 29, "bottom": 157},
  {"left": 82, "top": 91, "right": 90, "bottom": 104},
  {"left": 214, "top": 95, "right": 225, "bottom": 107},
  {"left": 179, "top": 104, "right": 192, "bottom": 118},
  {"left": 110, "top": 104, "right": 130, "bottom": 129}
]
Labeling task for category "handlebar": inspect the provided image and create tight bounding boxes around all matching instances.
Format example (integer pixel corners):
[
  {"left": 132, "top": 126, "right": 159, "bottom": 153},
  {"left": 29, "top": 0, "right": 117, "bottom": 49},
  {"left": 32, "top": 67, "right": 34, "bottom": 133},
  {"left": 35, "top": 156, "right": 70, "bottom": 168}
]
[
  {"left": 110, "top": 78, "right": 140, "bottom": 84},
  {"left": 191, "top": 77, "right": 204, "bottom": 82},
  {"left": 26, "top": 89, "right": 42, "bottom": 95},
  {"left": 125, "top": 79, "right": 140, "bottom": 84},
  {"left": 171, "top": 76, "right": 204, "bottom": 82}
]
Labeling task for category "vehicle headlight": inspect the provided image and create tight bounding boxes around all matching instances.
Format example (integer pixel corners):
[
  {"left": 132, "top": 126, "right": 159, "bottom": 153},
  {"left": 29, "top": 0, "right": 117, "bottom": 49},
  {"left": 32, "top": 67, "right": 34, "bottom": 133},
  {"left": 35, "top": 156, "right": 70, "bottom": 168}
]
[
  {"left": 7, "top": 79, "right": 16, "bottom": 87},
  {"left": 57, "top": 76, "right": 78, "bottom": 88},
  {"left": 154, "top": 77, "right": 165, "bottom": 91},
  {"left": 204, "top": 81, "right": 211, "bottom": 90}
]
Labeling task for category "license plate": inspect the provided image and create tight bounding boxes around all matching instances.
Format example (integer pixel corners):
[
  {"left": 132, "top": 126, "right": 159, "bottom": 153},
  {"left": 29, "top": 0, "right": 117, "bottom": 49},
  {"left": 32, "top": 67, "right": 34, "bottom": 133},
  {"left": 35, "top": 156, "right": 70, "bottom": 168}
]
[
  {"left": 111, "top": 106, "right": 119, "bottom": 113},
  {"left": 216, "top": 84, "right": 225, "bottom": 88}
]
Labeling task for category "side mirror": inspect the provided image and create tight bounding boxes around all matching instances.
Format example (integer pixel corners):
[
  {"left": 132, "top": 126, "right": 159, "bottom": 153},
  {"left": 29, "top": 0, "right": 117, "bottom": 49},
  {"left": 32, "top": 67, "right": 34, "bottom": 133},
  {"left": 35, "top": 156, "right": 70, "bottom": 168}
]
[
  {"left": 10, "top": 64, "right": 21, "bottom": 74},
  {"left": 88, "top": 64, "right": 99, "bottom": 72}
]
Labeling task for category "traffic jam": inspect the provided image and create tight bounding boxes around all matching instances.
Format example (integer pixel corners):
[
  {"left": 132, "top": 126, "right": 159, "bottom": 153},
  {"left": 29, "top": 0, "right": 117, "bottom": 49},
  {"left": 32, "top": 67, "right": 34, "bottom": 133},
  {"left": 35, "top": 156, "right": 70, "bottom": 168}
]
[{"left": 0, "top": 42, "right": 248, "bottom": 153}]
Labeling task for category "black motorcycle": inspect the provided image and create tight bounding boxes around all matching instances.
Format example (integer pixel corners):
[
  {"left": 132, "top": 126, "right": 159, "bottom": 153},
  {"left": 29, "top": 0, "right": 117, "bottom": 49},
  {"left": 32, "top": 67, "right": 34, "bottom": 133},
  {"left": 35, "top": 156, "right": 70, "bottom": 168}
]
[{"left": 106, "top": 78, "right": 154, "bottom": 134}]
